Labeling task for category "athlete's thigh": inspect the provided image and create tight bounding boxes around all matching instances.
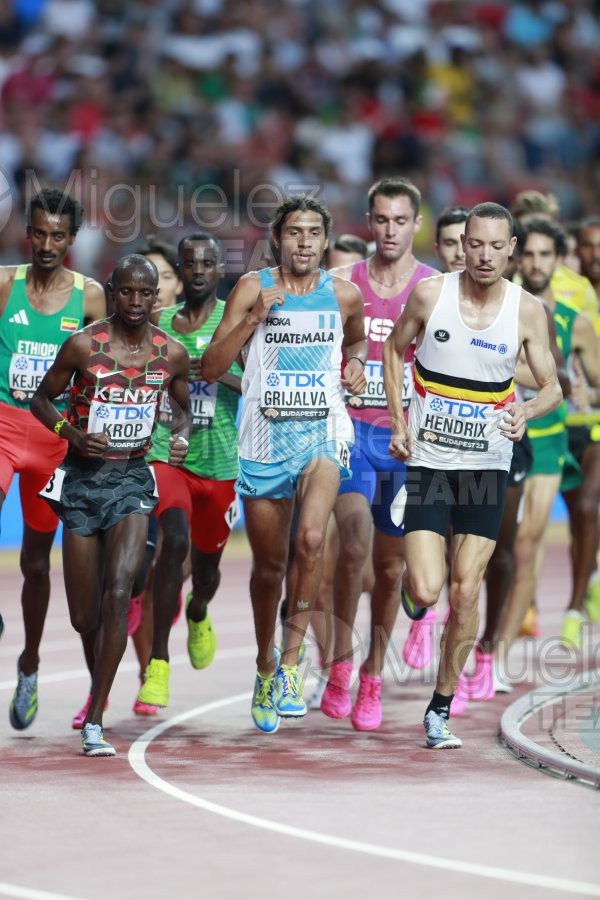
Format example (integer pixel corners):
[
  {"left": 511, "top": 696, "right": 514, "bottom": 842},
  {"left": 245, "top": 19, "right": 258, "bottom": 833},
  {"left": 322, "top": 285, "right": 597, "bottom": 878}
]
[
  {"left": 296, "top": 455, "right": 340, "bottom": 534},
  {"left": 103, "top": 514, "right": 150, "bottom": 590},
  {"left": 62, "top": 529, "right": 103, "bottom": 617},
  {"left": 451, "top": 531, "right": 497, "bottom": 588},
  {"left": 244, "top": 496, "right": 294, "bottom": 568},
  {"left": 580, "top": 440, "right": 600, "bottom": 498}
]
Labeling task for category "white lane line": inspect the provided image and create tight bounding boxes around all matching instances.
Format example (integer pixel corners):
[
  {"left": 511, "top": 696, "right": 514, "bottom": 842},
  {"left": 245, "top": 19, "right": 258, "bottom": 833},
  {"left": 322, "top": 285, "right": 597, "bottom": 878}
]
[
  {"left": 0, "top": 646, "right": 257, "bottom": 692},
  {"left": 0, "top": 884, "right": 86, "bottom": 900},
  {"left": 129, "top": 697, "right": 600, "bottom": 897}
]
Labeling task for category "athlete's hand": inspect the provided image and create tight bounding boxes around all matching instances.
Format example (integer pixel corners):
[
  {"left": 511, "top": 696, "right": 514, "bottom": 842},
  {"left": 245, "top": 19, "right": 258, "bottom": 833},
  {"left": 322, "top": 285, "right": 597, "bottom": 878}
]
[
  {"left": 189, "top": 356, "right": 203, "bottom": 381},
  {"left": 389, "top": 425, "right": 412, "bottom": 460},
  {"left": 342, "top": 358, "right": 367, "bottom": 395},
  {"left": 75, "top": 431, "right": 110, "bottom": 458},
  {"left": 499, "top": 401, "right": 526, "bottom": 442},
  {"left": 247, "top": 285, "right": 284, "bottom": 326},
  {"left": 168, "top": 434, "right": 189, "bottom": 466}
]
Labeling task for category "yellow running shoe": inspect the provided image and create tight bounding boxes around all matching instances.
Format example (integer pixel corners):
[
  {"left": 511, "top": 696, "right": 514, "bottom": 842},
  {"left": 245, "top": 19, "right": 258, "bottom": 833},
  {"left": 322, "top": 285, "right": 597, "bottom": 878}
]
[
  {"left": 585, "top": 572, "right": 600, "bottom": 623},
  {"left": 518, "top": 603, "right": 540, "bottom": 638},
  {"left": 186, "top": 594, "right": 217, "bottom": 669},
  {"left": 559, "top": 610, "right": 583, "bottom": 651},
  {"left": 137, "top": 658, "right": 170, "bottom": 707}
]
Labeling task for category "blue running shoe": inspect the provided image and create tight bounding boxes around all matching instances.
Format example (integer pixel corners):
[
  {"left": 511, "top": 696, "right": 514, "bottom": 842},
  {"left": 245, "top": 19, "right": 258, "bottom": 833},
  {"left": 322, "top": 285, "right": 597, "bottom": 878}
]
[
  {"left": 251, "top": 671, "right": 280, "bottom": 733},
  {"left": 276, "top": 663, "right": 306, "bottom": 718},
  {"left": 9, "top": 666, "right": 38, "bottom": 730},
  {"left": 81, "top": 723, "right": 116, "bottom": 757},
  {"left": 401, "top": 587, "right": 427, "bottom": 621},
  {"left": 424, "top": 710, "right": 462, "bottom": 749}
]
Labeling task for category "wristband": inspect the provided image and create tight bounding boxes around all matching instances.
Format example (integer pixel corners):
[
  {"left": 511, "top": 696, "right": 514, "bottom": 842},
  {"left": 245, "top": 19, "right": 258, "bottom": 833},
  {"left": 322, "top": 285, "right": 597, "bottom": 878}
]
[
  {"left": 54, "top": 418, "right": 67, "bottom": 436},
  {"left": 347, "top": 357, "right": 365, "bottom": 368}
]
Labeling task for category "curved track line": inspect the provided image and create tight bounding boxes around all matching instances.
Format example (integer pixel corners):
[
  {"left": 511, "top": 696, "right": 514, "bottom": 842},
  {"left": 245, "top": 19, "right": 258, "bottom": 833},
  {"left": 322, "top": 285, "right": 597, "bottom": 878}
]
[
  {"left": 0, "top": 883, "right": 85, "bottom": 900},
  {"left": 128, "top": 695, "right": 600, "bottom": 897}
]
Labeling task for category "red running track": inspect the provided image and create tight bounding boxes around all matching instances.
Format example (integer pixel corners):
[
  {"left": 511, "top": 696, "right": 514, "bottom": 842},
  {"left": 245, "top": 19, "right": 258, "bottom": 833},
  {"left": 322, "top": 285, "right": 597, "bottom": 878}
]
[{"left": 0, "top": 529, "right": 599, "bottom": 900}]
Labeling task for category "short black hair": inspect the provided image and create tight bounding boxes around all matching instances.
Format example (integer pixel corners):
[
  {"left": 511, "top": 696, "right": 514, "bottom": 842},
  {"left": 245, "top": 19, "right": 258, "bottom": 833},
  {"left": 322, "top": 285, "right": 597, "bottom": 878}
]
[
  {"left": 522, "top": 217, "right": 569, "bottom": 258},
  {"left": 25, "top": 188, "right": 83, "bottom": 235},
  {"left": 177, "top": 231, "right": 222, "bottom": 259},
  {"left": 367, "top": 176, "right": 421, "bottom": 217},
  {"left": 435, "top": 206, "right": 469, "bottom": 244},
  {"left": 573, "top": 215, "right": 600, "bottom": 243},
  {"left": 331, "top": 233, "right": 368, "bottom": 257},
  {"left": 136, "top": 234, "right": 178, "bottom": 273},
  {"left": 112, "top": 253, "right": 158, "bottom": 286},
  {"left": 465, "top": 202, "right": 513, "bottom": 237},
  {"left": 270, "top": 194, "right": 332, "bottom": 242}
]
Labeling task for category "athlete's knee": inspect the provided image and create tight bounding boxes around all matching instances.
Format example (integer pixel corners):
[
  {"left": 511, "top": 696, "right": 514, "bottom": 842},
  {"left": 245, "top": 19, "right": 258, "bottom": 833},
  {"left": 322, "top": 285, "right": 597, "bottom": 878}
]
[
  {"left": 577, "top": 491, "right": 600, "bottom": 522},
  {"left": 159, "top": 526, "right": 189, "bottom": 563},
  {"left": 405, "top": 570, "right": 442, "bottom": 608},
  {"left": 20, "top": 547, "right": 51, "bottom": 581},
  {"left": 374, "top": 554, "right": 403, "bottom": 594},
  {"left": 69, "top": 607, "right": 98, "bottom": 635},
  {"left": 102, "top": 585, "right": 132, "bottom": 623},
  {"left": 295, "top": 523, "right": 326, "bottom": 568},
  {"left": 449, "top": 577, "right": 481, "bottom": 619}
]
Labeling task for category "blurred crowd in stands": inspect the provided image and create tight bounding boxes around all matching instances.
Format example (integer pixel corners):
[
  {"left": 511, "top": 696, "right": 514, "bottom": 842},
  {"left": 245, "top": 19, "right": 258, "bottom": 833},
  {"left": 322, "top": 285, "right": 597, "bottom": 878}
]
[{"left": 0, "top": 0, "right": 599, "bottom": 289}]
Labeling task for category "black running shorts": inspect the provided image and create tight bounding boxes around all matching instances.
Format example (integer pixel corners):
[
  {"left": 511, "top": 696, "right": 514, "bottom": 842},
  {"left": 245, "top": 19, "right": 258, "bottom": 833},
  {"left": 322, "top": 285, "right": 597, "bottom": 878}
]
[
  {"left": 403, "top": 466, "right": 508, "bottom": 541},
  {"left": 39, "top": 453, "right": 157, "bottom": 536}
]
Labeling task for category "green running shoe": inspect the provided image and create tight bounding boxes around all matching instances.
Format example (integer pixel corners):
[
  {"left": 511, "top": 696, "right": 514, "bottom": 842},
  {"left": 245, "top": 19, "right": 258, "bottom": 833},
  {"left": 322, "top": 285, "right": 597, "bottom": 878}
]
[
  {"left": 186, "top": 594, "right": 217, "bottom": 669},
  {"left": 137, "top": 658, "right": 170, "bottom": 707},
  {"left": 9, "top": 665, "right": 38, "bottom": 730}
]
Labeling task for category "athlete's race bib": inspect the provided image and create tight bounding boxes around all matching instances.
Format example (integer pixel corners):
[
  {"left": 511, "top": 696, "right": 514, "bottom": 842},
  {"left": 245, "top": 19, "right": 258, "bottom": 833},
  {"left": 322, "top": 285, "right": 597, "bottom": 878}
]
[
  {"left": 38, "top": 465, "right": 66, "bottom": 502},
  {"left": 345, "top": 360, "right": 412, "bottom": 410},
  {"left": 417, "top": 393, "right": 491, "bottom": 452},
  {"left": 260, "top": 368, "right": 332, "bottom": 421},
  {"left": 9, "top": 353, "right": 68, "bottom": 403},
  {"left": 159, "top": 380, "right": 217, "bottom": 428},
  {"left": 88, "top": 399, "right": 155, "bottom": 450}
]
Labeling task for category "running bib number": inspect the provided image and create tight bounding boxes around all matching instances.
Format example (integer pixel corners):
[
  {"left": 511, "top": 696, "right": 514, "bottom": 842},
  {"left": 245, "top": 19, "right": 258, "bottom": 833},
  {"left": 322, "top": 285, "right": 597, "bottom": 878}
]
[
  {"left": 9, "top": 354, "right": 68, "bottom": 403},
  {"left": 88, "top": 400, "right": 155, "bottom": 450},
  {"left": 336, "top": 441, "right": 350, "bottom": 469},
  {"left": 39, "top": 466, "right": 66, "bottom": 502},
  {"left": 417, "top": 393, "right": 490, "bottom": 452},
  {"left": 345, "top": 360, "right": 412, "bottom": 410},
  {"left": 224, "top": 496, "right": 240, "bottom": 530},
  {"left": 159, "top": 380, "right": 217, "bottom": 428},
  {"left": 260, "top": 369, "right": 331, "bottom": 421}
]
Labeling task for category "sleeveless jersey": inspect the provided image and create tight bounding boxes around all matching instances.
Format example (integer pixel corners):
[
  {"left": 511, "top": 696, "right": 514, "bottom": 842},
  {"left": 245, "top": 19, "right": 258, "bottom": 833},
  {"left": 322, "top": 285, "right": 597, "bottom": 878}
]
[
  {"left": 346, "top": 259, "right": 436, "bottom": 429},
  {"left": 0, "top": 264, "right": 84, "bottom": 411},
  {"left": 238, "top": 267, "right": 353, "bottom": 464},
  {"left": 147, "top": 301, "right": 241, "bottom": 480},
  {"left": 67, "top": 319, "right": 170, "bottom": 460},
  {"left": 524, "top": 298, "right": 576, "bottom": 437},
  {"left": 409, "top": 272, "right": 520, "bottom": 471}
]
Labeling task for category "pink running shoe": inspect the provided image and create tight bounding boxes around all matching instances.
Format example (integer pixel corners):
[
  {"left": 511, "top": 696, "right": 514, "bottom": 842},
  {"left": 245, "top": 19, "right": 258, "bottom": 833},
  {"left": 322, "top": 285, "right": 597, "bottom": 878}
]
[
  {"left": 402, "top": 608, "right": 437, "bottom": 669},
  {"left": 133, "top": 697, "right": 160, "bottom": 716},
  {"left": 71, "top": 694, "right": 109, "bottom": 730},
  {"left": 450, "top": 671, "right": 470, "bottom": 716},
  {"left": 320, "top": 660, "right": 353, "bottom": 718},
  {"left": 469, "top": 648, "right": 495, "bottom": 701},
  {"left": 351, "top": 666, "right": 382, "bottom": 731},
  {"left": 127, "top": 595, "right": 143, "bottom": 636}
]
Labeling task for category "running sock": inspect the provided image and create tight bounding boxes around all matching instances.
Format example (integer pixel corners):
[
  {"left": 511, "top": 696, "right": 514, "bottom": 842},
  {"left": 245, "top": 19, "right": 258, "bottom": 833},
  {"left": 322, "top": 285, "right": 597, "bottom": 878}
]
[{"left": 426, "top": 691, "right": 453, "bottom": 720}]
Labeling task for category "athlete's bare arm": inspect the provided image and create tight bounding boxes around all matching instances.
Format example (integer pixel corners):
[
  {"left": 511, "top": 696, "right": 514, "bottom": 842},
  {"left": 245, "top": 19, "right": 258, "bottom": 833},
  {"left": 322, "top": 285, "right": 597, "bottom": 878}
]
[
  {"left": 201, "top": 272, "right": 276, "bottom": 383},
  {"left": 515, "top": 290, "right": 563, "bottom": 432},
  {"left": 331, "top": 275, "right": 367, "bottom": 395},
  {"left": 383, "top": 275, "right": 442, "bottom": 459},
  {"left": 0, "top": 267, "right": 19, "bottom": 316},
  {"left": 82, "top": 278, "right": 106, "bottom": 324},
  {"left": 515, "top": 302, "right": 569, "bottom": 396},
  {"left": 570, "top": 311, "right": 600, "bottom": 408},
  {"left": 30, "top": 332, "right": 110, "bottom": 458},
  {"left": 164, "top": 336, "right": 191, "bottom": 465}
]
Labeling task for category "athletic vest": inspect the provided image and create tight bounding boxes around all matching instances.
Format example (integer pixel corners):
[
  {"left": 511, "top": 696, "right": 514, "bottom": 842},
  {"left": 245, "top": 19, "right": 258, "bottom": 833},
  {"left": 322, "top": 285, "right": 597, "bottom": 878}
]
[
  {"left": 67, "top": 319, "right": 169, "bottom": 460},
  {"left": 346, "top": 259, "right": 436, "bottom": 429},
  {"left": 409, "top": 271, "right": 520, "bottom": 471},
  {"left": 524, "top": 298, "right": 576, "bottom": 437},
  {"left": 147, "top": 301, "right": 241, "bottom": 480},
  {"left": 0, "top": 264, "right": 84, "bottom": 411},
  {"left": 238, "top": 267, "right": 353, "bottom": 463}
]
